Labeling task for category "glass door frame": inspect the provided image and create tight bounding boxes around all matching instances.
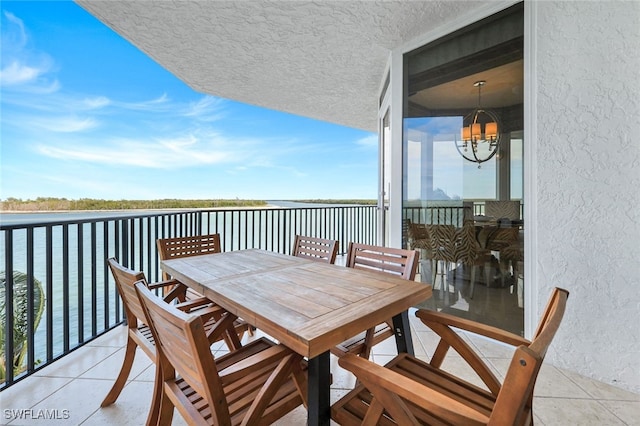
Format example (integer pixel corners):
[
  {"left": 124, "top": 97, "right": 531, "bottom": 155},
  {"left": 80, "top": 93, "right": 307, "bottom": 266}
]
[
  {"left": 378, "top": 73, "right": 391, "bottom": 246},
  {"left": 379, "top": 0, "right": 537, "bottom": 338}
]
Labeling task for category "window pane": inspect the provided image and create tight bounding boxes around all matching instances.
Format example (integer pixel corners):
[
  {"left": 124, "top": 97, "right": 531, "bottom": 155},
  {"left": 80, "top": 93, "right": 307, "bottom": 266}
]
[{"left": 403, "top": 3, "right": 524, "bottom": 335}]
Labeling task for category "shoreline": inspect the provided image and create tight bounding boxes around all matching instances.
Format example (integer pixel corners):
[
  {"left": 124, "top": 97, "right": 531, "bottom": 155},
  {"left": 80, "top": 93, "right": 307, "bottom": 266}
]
[{"left": 1, "top": 204, "right": 282, "bottom": 214}]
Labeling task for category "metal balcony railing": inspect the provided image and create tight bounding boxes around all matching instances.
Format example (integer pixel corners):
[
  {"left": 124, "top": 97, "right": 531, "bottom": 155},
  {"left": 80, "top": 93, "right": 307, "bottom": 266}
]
[{"left": 0, "top": 205, "right": 377, "bottom": 389}]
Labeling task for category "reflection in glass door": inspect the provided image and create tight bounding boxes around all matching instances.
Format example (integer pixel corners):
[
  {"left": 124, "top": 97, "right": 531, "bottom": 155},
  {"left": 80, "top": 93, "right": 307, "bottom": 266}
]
[{"left": 402, "top": 4, "right": 524, "bottom": 335}]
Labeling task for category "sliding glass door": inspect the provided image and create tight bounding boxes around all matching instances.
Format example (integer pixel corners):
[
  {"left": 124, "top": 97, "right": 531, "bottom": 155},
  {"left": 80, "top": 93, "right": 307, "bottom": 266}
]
[{"left": 402, "top": 4, "right": 525, "bottom": 335}]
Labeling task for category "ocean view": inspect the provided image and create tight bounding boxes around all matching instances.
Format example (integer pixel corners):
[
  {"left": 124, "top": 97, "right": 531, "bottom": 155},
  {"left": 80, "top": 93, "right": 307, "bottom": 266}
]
[{"left": 0, "top": 202, "right": 377, "bottom": 366}]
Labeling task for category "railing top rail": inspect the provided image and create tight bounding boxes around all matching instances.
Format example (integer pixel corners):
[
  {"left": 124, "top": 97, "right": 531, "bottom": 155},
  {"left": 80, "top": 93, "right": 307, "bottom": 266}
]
[{"left": 0, "top": 205, "right": 377, "bottom": 230}]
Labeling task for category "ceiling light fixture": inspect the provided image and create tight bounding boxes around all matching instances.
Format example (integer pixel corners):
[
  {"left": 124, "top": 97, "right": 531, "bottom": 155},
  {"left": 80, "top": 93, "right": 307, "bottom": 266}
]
[{"left": 456, "top": 80, "right": 500, "bottom": 168}]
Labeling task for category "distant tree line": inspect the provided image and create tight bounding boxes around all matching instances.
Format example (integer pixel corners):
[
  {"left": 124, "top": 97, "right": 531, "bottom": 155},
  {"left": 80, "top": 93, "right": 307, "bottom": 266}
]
[
  {"left": 0, "top": 197, "right": 268, "bottom": 211},
  {"left": 296, "top": 199, "right": 376, "bottom": 205}
]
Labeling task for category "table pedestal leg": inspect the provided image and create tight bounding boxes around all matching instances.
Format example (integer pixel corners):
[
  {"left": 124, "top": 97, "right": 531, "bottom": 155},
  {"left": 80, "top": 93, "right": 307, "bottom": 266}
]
[
  {"left": 392, "top": 311, "right": 414, "bottom": 356},
  {"left": 307, "top": 351, "right": 330, "bottom": 426}
]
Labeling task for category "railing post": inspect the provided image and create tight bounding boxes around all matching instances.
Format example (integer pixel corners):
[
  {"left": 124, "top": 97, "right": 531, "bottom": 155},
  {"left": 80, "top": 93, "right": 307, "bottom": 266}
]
[{"left": 3, "top": 230, "right": 15, "bottom": 387}]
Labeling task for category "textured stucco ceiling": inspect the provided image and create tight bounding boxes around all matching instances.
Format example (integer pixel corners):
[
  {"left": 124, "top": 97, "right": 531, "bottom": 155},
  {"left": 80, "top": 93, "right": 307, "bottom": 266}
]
[{"left": 76, "top": 1, "right": 490, "bottom": 132}]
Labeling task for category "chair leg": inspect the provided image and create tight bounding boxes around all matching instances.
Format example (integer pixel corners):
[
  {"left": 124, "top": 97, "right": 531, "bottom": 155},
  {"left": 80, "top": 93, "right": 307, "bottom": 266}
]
[
  {"left": 484, "top": 262, "right": 493, "bottom": 288},
  {"left": 470, "top": 265, "right": 476, "bottom": 299},
  {"left": 156, "top": 383, "right": 175, "bottom": 426},
  {"left": 431, "top": 260, "right": 438, "bottom": 291},
  {"left": 101, "top": 337, "right": 137, "bottom": 407},
  {"left": 442, "top": 261, "right": 450, "bottom": 305},
  {"left": 146, "top": 360, "right": 163, "bottom": 426}
]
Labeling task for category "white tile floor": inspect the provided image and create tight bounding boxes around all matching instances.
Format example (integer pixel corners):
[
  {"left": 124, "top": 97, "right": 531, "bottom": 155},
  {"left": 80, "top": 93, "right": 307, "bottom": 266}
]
[{"left": 1, "top": 310, "right": 638, "bottom": 425}]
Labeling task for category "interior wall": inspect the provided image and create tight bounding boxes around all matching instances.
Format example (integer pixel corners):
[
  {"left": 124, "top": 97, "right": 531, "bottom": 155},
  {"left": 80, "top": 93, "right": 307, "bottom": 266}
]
[{"left": 533, "top": 0, "right": 640, "bottom": 393}]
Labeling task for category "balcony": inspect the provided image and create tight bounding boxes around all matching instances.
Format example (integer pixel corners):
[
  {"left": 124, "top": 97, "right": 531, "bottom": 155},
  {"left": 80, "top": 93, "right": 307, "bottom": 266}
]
[
  {"left": 2, "top": 316, "right": 637, "bottom": 425},
  {"left": 1, "top": 206, "right": 638, "bottom": 424}
]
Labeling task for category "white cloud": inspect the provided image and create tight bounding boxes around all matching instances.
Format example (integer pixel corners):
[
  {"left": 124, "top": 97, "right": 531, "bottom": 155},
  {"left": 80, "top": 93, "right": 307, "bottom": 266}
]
[
  {"left": 183, "top": 96, "right": 226, "bottom": 121},
  {"left": 355, "top": 134, "right": 378, "bottom": 149},
  {"left": 83, "top": 96, "right": 111, "bottom": 109},
  {"left": 35, "top": 134, "right": 236, "bottom": 169},
  {"left": 2, "top": 11, "right": 27, "bottom": 50},
  {"left": 105, "top": 93, "right": 170, "bottom": 113},
  {"left": 0, "top": 61, "right": 42, "bottom": 86},
  {"left": 31, "top": 116, "right": 98, "bottom": 133},
  {"left": 1, "top": 11, "right": 57, "bottom": 90}
]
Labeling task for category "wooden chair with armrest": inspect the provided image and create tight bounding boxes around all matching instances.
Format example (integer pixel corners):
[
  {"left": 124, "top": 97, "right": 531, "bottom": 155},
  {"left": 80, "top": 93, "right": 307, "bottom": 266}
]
[
  {"left": 156, "top": 233, "right": 253, "bottom": 338},
  {"left": 102, "top": 258, "right": 245, "bottom": 424},
  {"left": 332, "top": 287, "right": 569, "bottom": 425},
  {"left": 331, "top": 243, "right": 420, "bottom": 359},
  {"left": 156, "top": 234, "right": 223, "bottom": 298},
  {"left": 292, "top": 234, "right": 339, "bottom": 264},
  {"left": 134, "top": 281, "right": 308, "bottom": 425}
]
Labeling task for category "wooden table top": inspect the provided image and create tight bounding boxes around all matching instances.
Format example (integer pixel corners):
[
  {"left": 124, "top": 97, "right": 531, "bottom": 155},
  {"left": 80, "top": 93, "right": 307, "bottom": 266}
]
[{"left": 161, "top": 249, "right": 432, "bottom": 358}]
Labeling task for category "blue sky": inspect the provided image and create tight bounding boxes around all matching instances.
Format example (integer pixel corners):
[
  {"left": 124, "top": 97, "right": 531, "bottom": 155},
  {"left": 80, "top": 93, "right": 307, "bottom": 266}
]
[{"left": 0, "top": 1, "right": 378, "bottom": 201}]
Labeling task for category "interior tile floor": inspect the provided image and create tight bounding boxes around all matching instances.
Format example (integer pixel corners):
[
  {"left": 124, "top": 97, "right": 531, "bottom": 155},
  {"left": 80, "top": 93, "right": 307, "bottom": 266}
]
[{"left": 1, "top": 311, "right": 638, "bottom": 426}]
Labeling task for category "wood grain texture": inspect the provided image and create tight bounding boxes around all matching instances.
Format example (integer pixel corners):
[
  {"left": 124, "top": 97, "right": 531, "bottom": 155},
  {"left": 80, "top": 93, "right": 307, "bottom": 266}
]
[{"left": 161, "top": 249, "right": 431, "bottom": 358}]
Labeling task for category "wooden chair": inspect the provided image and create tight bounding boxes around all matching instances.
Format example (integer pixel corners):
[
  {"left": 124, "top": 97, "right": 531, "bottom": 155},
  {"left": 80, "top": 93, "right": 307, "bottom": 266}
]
[
  {"left": 102, "top": 258, "right": 244, "bottom": 424},
  {"left": 332, "top": 287, "right": 569, "bottom": 425},
  {"left": 156, "top": 234, "right": 222, "bottom": 280},
  {"left": 134, "top": 281, "right": 308, "bottom": 425},
  {"left": 156, "top": 234, "right": 223, "bottom": 299},
  {"left": 331, "top": 243, "right": 420, "bottom": 359},
  {"left": 156, "top": 234, "right": 253, "bottom": 338},
  {"left": 292, "top": 235, "right": 339, "bottom": 264}
]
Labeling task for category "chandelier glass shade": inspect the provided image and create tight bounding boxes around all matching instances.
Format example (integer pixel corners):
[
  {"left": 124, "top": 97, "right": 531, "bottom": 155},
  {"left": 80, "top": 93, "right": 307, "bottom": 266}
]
[{"left": 456, "top": 81, "right": 501, "bottom": 167}]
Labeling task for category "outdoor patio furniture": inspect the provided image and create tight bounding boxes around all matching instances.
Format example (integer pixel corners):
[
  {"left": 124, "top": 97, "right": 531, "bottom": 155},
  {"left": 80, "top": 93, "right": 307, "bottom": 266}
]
[
  {"left": 160, "top": 248, "right": 431, "bottom": 426},
  {"left": 156, "top": 233, "right": 253, "bottom": 339},
  {"left": 102, "top": 258, "right": 244, "bottom": 424},
  {"left": 292, "top": 234, "right": 339, "bottom": 264},
  {"left": 156, "top": 234, "right": 223, "bottom": 298},
  {"left": 331, "top": 243, "right": 420, "bottom": 359},
  {"left": 331, "top": 287, "right": 569, "bottom": 425},
  {"left": 134, "top": 281, "right": 308, "bottom": 425}
]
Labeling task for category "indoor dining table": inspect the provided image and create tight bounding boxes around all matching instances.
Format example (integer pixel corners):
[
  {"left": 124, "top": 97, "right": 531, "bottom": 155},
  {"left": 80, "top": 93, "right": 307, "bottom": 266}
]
[{"left": 161, "top": 248, "right": 432, "bottom": 426}]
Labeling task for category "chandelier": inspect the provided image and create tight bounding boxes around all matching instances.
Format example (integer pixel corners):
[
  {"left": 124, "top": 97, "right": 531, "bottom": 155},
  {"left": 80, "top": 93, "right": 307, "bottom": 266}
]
[{"left": 456, "top": 80, "right": 500, "bottom": 168}]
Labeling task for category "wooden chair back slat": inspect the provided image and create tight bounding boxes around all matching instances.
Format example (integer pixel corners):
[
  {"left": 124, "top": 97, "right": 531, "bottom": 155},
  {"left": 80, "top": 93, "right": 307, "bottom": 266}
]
[
  {"left": 108, "top": 258, "right": 148, "bottom": 329},
  {"left": 157, "top": 234, "right": 221, "bottom": 280},
  {"left": 332, "top": 243, "right": 420, "bottom": 358},
  {"left": 292, "top": 235, "right": 339, "bottom": 264},
  {"left": 346, "top": 243, "right": 418, "bottom": 280},
  {"left": 156, "top": 234, "right": 252, "bottom": 343},
  {"left": 530, "top": 288, "right": 569, "bottom": 356}
]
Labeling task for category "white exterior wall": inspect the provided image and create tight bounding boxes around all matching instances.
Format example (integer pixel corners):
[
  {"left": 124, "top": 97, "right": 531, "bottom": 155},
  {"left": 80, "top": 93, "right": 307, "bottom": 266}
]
[{"left": 533, "top": 1, "right": 640, "bottom": 392}]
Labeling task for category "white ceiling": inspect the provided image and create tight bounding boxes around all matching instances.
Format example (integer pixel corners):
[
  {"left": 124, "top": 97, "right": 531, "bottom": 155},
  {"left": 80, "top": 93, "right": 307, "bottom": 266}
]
[
  {"left": 75, "top": 0, "right": 492, "bottom": 132},
  {"left": 411, "top": 60, "right": 524, "bottom": 110}
]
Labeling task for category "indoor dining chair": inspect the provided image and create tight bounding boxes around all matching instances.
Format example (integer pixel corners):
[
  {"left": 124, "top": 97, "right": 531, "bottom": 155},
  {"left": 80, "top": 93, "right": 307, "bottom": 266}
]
[
  {"left": 134, "top": 281, "right": 308, "bottom": 425},
  {"left": 332, "top": 287, "right": 569, "bottom": 425},
  {"left": 101, "top": 258, "right": 243, "bottom": 424},
  {"left": 331, "top": 243, "right": 420, "bottom": 359},
  {"left": 292, "top": 234, "right": 339, "bottom": 264},
  {"left": 485, "top": 200, "right": 521, "bottom": 221}
]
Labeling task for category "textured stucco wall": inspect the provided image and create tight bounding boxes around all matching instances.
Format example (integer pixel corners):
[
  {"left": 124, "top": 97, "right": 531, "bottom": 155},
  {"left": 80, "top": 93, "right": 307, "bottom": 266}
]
[{"left": 534, "top": 1, "right": 640, "bottom": 393}]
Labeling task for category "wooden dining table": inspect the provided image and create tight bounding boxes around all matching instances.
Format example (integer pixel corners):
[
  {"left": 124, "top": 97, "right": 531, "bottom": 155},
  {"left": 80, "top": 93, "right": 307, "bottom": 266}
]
[{"left": 161, "top": 248, "right": 432, "bottom": 426}]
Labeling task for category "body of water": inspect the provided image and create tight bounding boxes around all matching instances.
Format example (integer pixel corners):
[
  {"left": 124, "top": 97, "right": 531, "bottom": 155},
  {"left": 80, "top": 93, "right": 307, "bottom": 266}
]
[{"left": 1, "top": 203, "right": 377, "bottom": 366}]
